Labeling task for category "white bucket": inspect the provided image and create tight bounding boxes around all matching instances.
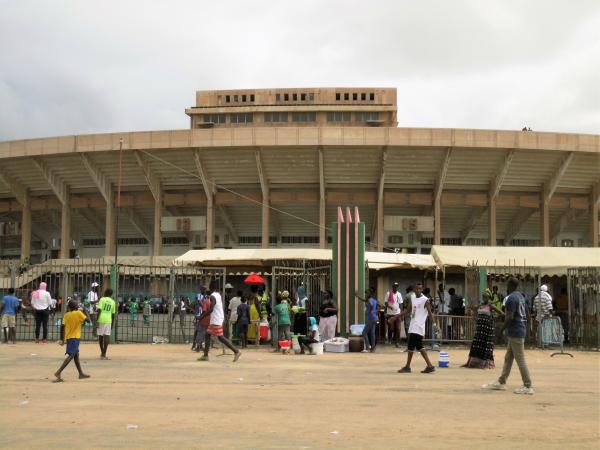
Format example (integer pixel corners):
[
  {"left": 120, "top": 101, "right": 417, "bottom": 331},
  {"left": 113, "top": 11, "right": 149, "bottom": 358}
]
[
  {"left": 438, "top": 351, "right": 450, "bottom": 368},
  {"left": 310, "top": 342, "right": 324, "bottom": 355}
]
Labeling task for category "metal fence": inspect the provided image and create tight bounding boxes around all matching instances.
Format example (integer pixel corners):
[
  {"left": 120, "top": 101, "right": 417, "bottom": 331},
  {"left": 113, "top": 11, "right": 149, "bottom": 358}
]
[
  {"left": 0, "top": 260, "right": 226, "bottom": 344},
  {"left": 568, "top": 267, "right": 599, "bottom": 350}
]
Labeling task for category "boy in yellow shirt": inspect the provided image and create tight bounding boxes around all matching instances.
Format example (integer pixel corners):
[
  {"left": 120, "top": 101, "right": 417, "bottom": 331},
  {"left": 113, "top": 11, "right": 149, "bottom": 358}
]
[{"left": 54, "top": 299, "right": 91, "bottom": 382}]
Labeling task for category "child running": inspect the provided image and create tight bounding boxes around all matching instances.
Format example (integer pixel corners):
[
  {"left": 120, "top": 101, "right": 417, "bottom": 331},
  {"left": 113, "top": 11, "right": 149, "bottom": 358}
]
[
  {"left": 96, "top": 288, "right": 116, "bottom": 360},
  {"left": 54, "top": 299, "right": 91, "bottom": 382},
  {"left": 197, "top": 280, "right": 241, "bottom": 362},
  {"left": 398, "top": 283, "right": 439, "bottom": 374}
]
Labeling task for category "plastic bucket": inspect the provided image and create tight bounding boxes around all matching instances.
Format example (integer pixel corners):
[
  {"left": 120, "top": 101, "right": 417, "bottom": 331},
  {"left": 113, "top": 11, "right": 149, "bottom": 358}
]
[
  {"left": 438, "top": 351, "right": 450, "bottom": 368},
  {"left": 259, "top": 324, "right": 269, "bottom": 340},
  {"left": 279, "top": 340, "right": 292, "bottom": 348},
  {"left": 310, "top": 342, "right": 324, "bottom": 355}
]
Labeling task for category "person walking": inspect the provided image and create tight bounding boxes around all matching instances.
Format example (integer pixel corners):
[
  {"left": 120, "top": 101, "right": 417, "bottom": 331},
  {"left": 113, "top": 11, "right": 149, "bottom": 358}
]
[
  {"left": 482, "top": 277, "right": 534, "bottom": 395},
  {"left": 318, "top": 290, "right": 338, "bottom": 341},
  {"left": 32, "top": 282, "right": 52, "bottom": 343},
  {"left": 397, "top": 283, "right": 439, "bottom": 374},
  {"left": 197, "top": 280, "right": 241, "bottom": 363},
  {"left": 54, "top": 299, "right": 91, "bottom": 382}
]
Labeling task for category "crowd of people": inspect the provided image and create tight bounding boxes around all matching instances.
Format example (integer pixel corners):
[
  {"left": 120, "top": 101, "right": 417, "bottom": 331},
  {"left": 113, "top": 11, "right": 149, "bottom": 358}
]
[{"left": 0, "top": 273, "right": 570, "bottom": 395}]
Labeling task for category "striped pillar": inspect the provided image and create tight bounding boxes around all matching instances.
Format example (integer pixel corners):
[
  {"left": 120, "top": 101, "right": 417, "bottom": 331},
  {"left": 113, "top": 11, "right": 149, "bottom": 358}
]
[{"left": 332, "top": 206, "right": 365, "bottom": 336}]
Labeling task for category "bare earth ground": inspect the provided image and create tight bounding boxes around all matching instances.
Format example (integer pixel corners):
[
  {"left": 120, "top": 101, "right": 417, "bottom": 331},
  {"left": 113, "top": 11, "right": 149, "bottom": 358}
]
[{"left": 0, "top": 343, "right": 598, "bottom": 450}]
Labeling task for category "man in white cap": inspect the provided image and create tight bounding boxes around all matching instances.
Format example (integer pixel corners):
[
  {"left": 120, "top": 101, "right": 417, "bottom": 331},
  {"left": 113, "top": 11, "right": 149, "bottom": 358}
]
[{"left": 86, "top": 282, "right": 100, "bottom": 333}]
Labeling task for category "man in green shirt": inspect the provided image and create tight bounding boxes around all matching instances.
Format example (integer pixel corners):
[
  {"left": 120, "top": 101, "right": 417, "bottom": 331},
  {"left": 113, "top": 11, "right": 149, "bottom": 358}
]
[
  {"left": 274, "top": 291, "right": 291, "bottom": 351},
  {"left": 96, "top": 288, "right": 116, "bottom": 360},
  {"left": 129, "top": 298, "right": 138, "bottom": 326}
]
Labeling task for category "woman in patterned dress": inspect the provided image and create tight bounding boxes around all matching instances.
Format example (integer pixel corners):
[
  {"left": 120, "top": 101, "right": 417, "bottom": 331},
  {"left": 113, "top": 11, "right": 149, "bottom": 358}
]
[{"left": 462, "top": 289, "right": 504, "bottom": 369}]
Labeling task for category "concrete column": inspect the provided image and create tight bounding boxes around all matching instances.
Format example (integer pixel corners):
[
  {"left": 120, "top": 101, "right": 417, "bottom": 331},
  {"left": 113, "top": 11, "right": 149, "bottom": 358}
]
[
  {"left": 434, "top": 196, "right": 441, "bottom": 245},
  {"left": 261, "top": 199, "right": 270, "bottom": 249},
  {"left": 206, "top": 195, "right": 215, "bottom": 249},
  {"left": 153, "top": 193, "right": 162, "bottom": 256},
  {"left": 592, "top": 185, "right": 599, "bottom": 247},
  {"left": 105, "top": 190, "right": 115, "bottom": 256},
  {"left": 488, "top": 195, "right": 497, "bottom": 246},
  {"left": 20, "top": 195, "right": 31, "bottom": 261},
  {"left": 376, "top": 197, "right": 384, "bottom": 251},
  {"left": 60, "top": 202, "right": 71, "bottom": 259},
  {"left": 319, "top": 193, "right": 326, "bottom": 249},
  {"left": 540, "top": 193, "right": 550, "bottom": 246}
]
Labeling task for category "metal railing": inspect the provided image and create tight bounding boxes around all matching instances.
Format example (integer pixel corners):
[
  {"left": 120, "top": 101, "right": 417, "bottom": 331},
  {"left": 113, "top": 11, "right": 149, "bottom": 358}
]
[{"left": 0, "top": 260, "right": 227, "bottom": 344}]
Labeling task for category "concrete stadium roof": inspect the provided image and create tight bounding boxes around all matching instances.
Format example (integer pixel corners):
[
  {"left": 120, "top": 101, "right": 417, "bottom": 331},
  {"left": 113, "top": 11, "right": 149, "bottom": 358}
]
[{"left": 0, "top": 127, "right": 598, "bottom": 242}]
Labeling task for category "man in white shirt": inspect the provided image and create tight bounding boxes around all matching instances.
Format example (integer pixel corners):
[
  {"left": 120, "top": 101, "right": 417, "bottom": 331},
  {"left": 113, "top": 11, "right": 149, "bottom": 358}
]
[
  {"left": 228, "top": 290, "right": 242, "bottom": 340},
  {"left": 31, "top": 282, "right": 53, "bottom": 343},
  {"left": 398, "top": 283, "right": 439, "bottom": 374},
  {"left": 385, "top": 282, "right": 403, "bottom": 347},
  {"left": 197, "top": 280, "right": 241, "bottom": 363}
]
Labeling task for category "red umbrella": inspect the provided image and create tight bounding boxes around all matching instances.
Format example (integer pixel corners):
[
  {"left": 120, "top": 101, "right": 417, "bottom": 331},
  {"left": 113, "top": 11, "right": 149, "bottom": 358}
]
[{"left": 244, "top": 273, "right": 266, "bottom": 285}]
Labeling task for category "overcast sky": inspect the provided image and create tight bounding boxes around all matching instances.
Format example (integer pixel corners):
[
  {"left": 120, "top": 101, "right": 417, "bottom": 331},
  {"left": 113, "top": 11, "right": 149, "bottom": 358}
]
[{"left": 1, "top": 0, "right": 599, "bottom": 141}]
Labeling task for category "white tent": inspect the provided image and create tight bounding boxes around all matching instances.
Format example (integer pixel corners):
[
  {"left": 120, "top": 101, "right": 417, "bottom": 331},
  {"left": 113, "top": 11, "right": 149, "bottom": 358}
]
[
  {"left": 431, "top": 245, "right": 600, "bottom": 275},
  {"left": 174, "top": 248, "right": 436, "bottom": 270}
]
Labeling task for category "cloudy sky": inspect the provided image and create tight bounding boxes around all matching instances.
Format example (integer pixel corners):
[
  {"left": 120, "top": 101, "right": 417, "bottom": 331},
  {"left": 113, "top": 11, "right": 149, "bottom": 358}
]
[{"left": 0, "top": 0, "right": 598, "bottom": 141}]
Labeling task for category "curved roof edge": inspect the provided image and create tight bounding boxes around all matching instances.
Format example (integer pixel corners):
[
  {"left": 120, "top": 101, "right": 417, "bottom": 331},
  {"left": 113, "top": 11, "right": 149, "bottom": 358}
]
[{"left": 1, "top": 127, "right": 598, "bottom": 159}]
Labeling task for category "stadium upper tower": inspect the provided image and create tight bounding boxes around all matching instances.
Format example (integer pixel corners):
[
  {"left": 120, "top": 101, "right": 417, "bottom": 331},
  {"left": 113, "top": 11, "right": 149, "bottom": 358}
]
[{"left": 0, "top": 87, "right": 598, "bottom": 263}]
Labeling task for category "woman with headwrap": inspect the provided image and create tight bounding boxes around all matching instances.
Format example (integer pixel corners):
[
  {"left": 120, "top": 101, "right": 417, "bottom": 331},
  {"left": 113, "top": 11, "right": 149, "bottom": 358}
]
[
  {"left": 298, "top": 316, "right": 320, "bottom": 354},
  {"left": 31, "top": 282, "right": 53, "bottom": 343},
  {"left": 462, "top": 288, "right": 504, "bottom": 369}
]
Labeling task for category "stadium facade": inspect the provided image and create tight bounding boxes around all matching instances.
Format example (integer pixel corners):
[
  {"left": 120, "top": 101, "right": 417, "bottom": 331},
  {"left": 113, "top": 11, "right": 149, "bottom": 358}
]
[{"left": 0, "top": 87, "right": 598, "bottom": 263}]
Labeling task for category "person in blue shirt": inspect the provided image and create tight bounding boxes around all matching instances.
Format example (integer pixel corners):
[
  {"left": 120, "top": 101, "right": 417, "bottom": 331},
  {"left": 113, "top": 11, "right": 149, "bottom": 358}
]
[
  {"left": 1, "top": 288, "right": 20, "bottom": 344},
  {"left": 482, "top": 277, "right": 533, "bottom": 395},
  {"left": 355, "top": 288, "right": 380, "bottom": 353}
]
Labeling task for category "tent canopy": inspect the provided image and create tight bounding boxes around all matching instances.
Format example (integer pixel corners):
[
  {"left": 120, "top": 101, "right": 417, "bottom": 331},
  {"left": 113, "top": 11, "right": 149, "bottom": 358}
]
[
  {"left": 174, "top": 248, "right": 436, "bottom": 270},
  {"left": 431, "top": 245, "right": 600, "bottom": 275}
]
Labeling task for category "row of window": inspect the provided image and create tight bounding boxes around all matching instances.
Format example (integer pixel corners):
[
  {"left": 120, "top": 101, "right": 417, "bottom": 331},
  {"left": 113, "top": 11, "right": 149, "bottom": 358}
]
[
  {"left": 238, "top": 236, "right": 320, "bottom": 245},
  {"left": 82, "top": 237, "right": 190, "bottom": 247},
  {"left": 275, "top": 92, "right": 315, "bottom": 103},
  {"left": 336, "top": 92, "right": 375, "bottom": 101},
  {"left": 223, "top": 94, "right": 255, "bottom": 103},
  {"left": 202, "top": 111, "right": 380, "bottom": 124}
]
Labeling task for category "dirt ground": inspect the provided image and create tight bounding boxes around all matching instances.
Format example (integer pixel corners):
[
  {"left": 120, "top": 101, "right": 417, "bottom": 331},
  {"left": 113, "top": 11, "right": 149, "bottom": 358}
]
[{"left": 0, "top": 342, "right": 598, "bottom": 449}]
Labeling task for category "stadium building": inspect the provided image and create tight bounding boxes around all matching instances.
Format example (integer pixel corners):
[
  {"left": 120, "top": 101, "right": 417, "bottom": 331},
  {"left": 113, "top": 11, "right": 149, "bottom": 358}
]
[{"left": 0, "top": 87, "right": 598, "bottom": 263}]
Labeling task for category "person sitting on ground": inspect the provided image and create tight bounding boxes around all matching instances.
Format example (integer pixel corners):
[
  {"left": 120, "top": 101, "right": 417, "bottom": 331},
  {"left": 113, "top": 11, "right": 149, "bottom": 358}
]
[
  {"left": 398, "top": 283, "right": 439, "bottom": 374},
  {"left": 298, "top": 316, "right": 320, "bottom": 354},
  {"left": 1, "top": 288, "right": 20, "bottom": 344},
  {"left": 274, "top": 291, "right": 292, "bottom": 351},
  {"left": 236, "top": 296, "right": 250, "bottom": 349},
  {"left": 54, "top": 299, "right": 91, "bottom": 382}
]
